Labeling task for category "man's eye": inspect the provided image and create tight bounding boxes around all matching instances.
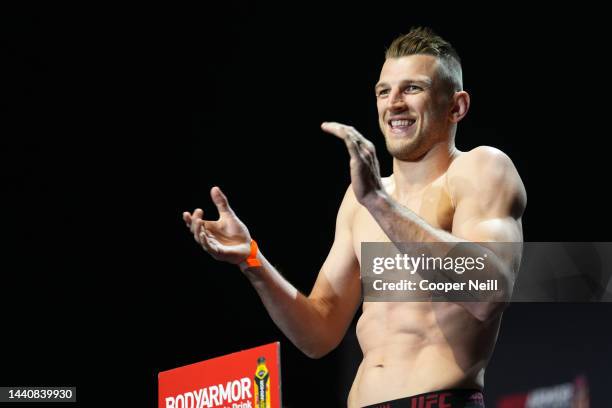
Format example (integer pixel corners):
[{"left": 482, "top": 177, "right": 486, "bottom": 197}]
[
  {"left": 404, "top": 85, "right": 421, "bottom": 93},
  {"left": 377, "top": 89, "right": 390, "bottom": 97}
]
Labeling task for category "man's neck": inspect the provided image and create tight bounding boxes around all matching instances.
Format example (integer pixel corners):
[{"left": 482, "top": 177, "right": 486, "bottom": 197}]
[{"left": 391, "top": 141, "right": 459, "bottom": 199}]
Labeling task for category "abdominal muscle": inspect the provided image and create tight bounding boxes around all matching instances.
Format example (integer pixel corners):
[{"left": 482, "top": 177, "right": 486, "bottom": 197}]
[{"left": 347, "top": 301, "right": 498, "bottom": 408}]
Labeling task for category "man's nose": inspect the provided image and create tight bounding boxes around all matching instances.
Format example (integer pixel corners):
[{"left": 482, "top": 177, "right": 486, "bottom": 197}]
[{"left": 388, "top": 89, "right": 406, "bottom": 111}]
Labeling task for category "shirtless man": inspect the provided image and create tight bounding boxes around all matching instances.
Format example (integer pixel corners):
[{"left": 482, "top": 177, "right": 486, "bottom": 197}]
[{"left": 183, "top": 27, "right": 526, "bottom": 407}]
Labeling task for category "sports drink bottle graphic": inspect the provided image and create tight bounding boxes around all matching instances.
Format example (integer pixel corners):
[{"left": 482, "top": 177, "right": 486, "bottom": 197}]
[{"left": 254, "top": 356, "right": 270, "bottom": 408}]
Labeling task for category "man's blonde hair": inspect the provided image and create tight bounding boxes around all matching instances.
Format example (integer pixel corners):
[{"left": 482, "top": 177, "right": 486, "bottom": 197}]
[{"left": 386, "top": 27, "right": 463, "bottom": 93}]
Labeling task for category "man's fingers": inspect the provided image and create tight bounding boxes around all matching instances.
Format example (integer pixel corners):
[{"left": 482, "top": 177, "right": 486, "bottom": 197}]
[
  {"left": 211, "top": 186, "right": 233, "bottom": 215},
  {"left": 199, "top": 227, "right": 224, "bottom": 259},
  {"left": 192, "top": 208, "right": 203, "bottom": 222},
  {"left": 343, "top": 133, "right": 372, "bottom": 165},
  {"left": 191, "top": 219, "right": 219, "bottom": 257},
  {"left": 345, "top": 137, "right": 362, "bottom": 161},
  {"left": 321, "top": 121, "right": 347, "bottom": 139},
  {"left": 198, "top": 227, "right": 214, "bottom": 253},
  {"left": 321, "top": 122, "right": 367, "bottom": 142},
  {"left": 322, "top": 122, "right": 374, "bottom": 161},
  {"left": 183, "top": 212, "right": 192, "bottom": 227},
  {"left": 322, "top": 122, "right": 361, "bottom": 158},
  {"left": 190, "top": 209, "right": 203, "bottom": 234},
  {"left": 193, "top": 219, "right": 204, "bottom": 243},
  {"left": 345, "top": 126, "right": 375, "bottom": 161}
]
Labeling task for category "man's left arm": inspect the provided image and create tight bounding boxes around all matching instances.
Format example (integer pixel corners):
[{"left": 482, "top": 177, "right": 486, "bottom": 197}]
[
  {"left": 322, "top": 122, "right": 527, "bottom": 321},
  {"left": 372, "top": 147, "right": 526, "bottom": 318}
]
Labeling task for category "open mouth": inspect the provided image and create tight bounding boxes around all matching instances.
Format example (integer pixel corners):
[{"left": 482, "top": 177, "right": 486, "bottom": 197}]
[{"left": 388, "top": 118, "right": 416, "bottom": 134}]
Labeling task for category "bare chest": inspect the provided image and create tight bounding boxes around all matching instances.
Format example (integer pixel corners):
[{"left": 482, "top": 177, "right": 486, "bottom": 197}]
[{"left": 352, "top": 177, "right": 454, "bottom": 260}]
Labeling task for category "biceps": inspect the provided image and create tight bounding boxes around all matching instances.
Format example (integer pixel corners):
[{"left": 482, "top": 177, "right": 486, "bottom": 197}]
[
  {"left": 454, "top": 216, "right": 524, "bottom": 276},
  {"left": 454, "top": 216, "right": 523, "bottom": 243}
]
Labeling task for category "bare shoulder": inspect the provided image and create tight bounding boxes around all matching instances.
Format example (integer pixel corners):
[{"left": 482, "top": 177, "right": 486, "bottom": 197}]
[
  {"left": 448, "top": 146, "right": 514, "bottom": 174},
  {"left": 447, "top": 146, "right": 527, "bottom": 215},
  {"left": 336, "top": 184, "right": 361, "bottom": 226}
]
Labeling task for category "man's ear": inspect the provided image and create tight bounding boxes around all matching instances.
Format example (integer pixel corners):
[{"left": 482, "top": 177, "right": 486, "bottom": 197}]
[{"left": 449, "top": 91, "right": 470, "bottom": 123}]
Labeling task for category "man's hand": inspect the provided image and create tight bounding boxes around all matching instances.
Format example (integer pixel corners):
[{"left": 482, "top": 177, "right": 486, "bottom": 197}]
[
  {"left": 182, "top": 186, "right": 252, "bottom": 265},
  {"left": 321, "top": 122, "right": 384, "bottom": 206}
]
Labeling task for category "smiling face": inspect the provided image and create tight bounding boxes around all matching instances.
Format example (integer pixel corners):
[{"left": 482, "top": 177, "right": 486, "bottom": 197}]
[{"left": 376, "top": 54, "right": 455, "bottom": 161}]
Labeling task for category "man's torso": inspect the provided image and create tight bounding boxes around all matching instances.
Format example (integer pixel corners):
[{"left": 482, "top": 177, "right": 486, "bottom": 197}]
[{"left": 347, "top": 168, "right": 502, "bottom": 407}]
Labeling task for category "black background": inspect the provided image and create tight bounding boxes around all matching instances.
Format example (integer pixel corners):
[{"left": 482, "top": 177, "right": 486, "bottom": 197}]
[{"left": 3, "top": 3, "right": 612, "bottom": 407}]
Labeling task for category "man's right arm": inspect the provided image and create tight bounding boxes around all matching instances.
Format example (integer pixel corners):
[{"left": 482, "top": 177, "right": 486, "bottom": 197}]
[
  {"left": 242, "top": 186, "right": 361, "bottom": 358},
  {"left": 185, "top": 186, "right": 362, "bottom": 359}
]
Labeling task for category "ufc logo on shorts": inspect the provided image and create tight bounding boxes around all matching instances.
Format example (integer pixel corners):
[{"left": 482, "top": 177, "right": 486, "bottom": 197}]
[{"left": 411, "top": 392, "right": 451, "bottom": 408}]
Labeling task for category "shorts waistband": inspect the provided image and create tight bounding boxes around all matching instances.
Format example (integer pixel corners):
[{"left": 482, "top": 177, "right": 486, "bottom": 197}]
[{"left": 362, "top": 388, "right": 484, "bottom": 408}]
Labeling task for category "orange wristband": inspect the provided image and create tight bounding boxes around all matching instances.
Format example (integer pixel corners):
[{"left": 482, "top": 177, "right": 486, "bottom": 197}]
[{"left": 243, "top": 239, "right": 262, "bottom": 268}]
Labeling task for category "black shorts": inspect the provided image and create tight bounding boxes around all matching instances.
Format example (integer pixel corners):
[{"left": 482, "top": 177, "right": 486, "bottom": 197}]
[{"left": 362, "top": 388, "right": 485, "bottom": 408}]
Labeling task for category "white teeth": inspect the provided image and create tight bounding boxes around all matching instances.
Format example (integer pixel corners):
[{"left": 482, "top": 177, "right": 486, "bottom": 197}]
[{"left": 390, "top": 119, "right": 414, "bottom": 127}]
